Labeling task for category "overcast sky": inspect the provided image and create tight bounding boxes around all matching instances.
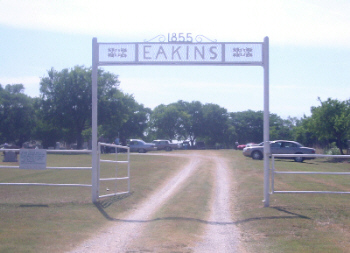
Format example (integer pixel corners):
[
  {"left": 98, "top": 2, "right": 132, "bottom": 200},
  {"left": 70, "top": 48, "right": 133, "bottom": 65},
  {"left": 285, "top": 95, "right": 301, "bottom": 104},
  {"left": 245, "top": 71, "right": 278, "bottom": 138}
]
[{"left": 1, "top": 0, "right": 349, "bottom": 119}]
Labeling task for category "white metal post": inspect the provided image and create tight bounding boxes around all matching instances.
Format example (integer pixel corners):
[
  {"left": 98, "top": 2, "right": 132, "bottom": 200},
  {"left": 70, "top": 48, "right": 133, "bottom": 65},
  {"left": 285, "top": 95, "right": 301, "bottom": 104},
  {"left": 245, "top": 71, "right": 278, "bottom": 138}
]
[
  {"left": 271, "top": 156, "right": 275, "bottom": 194},
  {"left": 263, "top": 36, "right": 270, "bottom": 207},
  {"left": 127, "top": 148, "right": 130, "bottom": 192},
  {"left": 92, "top": 37, "right": 99, "bottom": 203}
]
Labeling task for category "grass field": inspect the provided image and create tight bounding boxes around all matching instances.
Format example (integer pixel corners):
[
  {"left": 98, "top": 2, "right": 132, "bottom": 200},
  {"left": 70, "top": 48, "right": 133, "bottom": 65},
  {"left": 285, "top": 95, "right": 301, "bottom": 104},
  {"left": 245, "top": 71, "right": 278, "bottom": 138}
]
[
  {"left": 231, "top": 151, "right": 350, "bottom": 253},
  {"left": 1, "top": 150, "right": 350, "bottom": 252}
]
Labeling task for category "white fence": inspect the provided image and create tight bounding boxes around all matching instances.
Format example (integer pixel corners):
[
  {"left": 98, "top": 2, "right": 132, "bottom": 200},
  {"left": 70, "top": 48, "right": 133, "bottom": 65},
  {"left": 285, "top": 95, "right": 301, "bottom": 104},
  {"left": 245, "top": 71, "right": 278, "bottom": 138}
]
[
  {"left": 271, "top": 154, "right": 350, "bottom": 194},
  {"left": 0, "top": 143, "right": 130, "bottom": 201},
  {"left": 0, "top": 149, "right": 93, "bottom": 187}
]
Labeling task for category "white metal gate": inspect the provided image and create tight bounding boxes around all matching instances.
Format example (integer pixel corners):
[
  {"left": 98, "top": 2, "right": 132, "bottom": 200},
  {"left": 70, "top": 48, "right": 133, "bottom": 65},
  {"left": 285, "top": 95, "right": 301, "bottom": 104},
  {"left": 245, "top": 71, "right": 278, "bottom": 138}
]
[{"left": 97, "top": 143, "right": 130, "bottom": 199}]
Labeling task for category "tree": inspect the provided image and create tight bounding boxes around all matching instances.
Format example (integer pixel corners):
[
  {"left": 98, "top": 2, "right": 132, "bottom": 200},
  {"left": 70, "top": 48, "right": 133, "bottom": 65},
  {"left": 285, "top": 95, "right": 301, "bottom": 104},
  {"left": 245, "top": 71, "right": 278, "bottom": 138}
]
[
  {"left": 229, "top": 110, "right": 297, "bottom": 145},
  {"left": 174, "top": 100, "right": 205, "bottom": 146},
  {"left": 0, "top": 84, "right": 35, "bottom": 146},
  {"left": 97, "top": 88, "right": 150, "bottom": 143},
  {"left": 39, "top": 66, "right": 120, "bottom": 149},
  {"left": 32, "top": 97, "right": 64, "bottom": 149},
  {"left": 116, "top": 99, "right": 152, "bottom": 144},
  {"left": 230, "top": 110, "right": 264, "bottom": 144},
  {"left": 293, "top": 116, "right": 317, "bottom": 147},
  {"left": 308, "top": 98, "right": 350, "bottom": 154},
  {"left": 202, "top": 103, "right": 232, "bottom": 147},
  {"left": 149, "top": 103, "right": 186, "bottom": 141},
  {"left": 269, "top": 114, "right": 294, "bottom": 141}
]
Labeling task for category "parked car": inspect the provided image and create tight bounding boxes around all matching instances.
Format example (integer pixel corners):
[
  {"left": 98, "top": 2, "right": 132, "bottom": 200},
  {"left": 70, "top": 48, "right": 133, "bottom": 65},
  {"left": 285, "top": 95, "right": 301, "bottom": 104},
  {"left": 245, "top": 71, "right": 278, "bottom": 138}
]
[
  {"left": 242, "top": 140, "right": 315, "bottom": 162},
  {"left": 237, "top": 142, "right": 256, "bottom": 150},
  {"left": 237, "top": 144, "right": 246, "bottom": 150},
  {"left": 243, "top": 142, "right": 263, "bottom": 151},
  {"left": 127, "top": 139, "right": 156, "bottom": 153},
  {"left": 152, "top": 140, "right": 178, "bottom": 151},
  {"left": 245, "top": 142, "right": 257, "bottom": 148}
]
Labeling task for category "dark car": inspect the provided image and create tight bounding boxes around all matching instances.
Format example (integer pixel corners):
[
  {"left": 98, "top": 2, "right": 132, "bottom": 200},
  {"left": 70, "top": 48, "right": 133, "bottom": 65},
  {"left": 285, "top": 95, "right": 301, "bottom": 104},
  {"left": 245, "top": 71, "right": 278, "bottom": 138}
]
[
  {"left": 127, "top": 139, "right": 156, "bottom": 153},
  {"left": 242, "top": 140, "right": 315, "bottom": 162}
]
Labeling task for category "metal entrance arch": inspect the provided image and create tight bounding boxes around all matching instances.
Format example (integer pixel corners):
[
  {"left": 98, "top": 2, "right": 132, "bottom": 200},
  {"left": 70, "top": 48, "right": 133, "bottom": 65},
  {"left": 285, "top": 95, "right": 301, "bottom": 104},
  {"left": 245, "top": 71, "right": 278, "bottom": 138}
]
[{"left": 91, "top": 36, "right": 271, "bottom": 206}]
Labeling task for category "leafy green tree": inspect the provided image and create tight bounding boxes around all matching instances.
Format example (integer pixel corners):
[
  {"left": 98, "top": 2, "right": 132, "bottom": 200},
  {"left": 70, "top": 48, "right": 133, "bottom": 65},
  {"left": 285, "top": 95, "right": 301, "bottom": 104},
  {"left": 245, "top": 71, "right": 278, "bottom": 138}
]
[
  {"left": 0, "top": 84, "right": 35, "bottom": 146},
  {"left": 39, "top": 66, "right": 121, "bottom": 149},
  {"left": 149, "top": 103, "right": 186, "bottom": 141},
  {"left": 293, "top": 115, "right": 317, "bottom": 147},
  {"left": 174, "top": 100, "right": 205, "bottom": 146},
  {"left": 202, "top": 103, "right": 231, "bottom": 147},
  {"left": 269, "top": 114, "right": 294, "bottom": 141},
  {"left": 98, "top": 89, "right": 150, "bottom": 143},
  {"left": 32, "top": 97, "right": 63, "bottom": 148},
  {"left": 230, "top": 110, "right": 264, "bottom": 144},
  {"left": 308, "top": 98, "right": 350, "bottom": 154},
  {"left": 229, "top": 110, "right": 296, "bottom": 145},
  {"left": 116, "top": 100, "right": 152, "bottom": 144}
]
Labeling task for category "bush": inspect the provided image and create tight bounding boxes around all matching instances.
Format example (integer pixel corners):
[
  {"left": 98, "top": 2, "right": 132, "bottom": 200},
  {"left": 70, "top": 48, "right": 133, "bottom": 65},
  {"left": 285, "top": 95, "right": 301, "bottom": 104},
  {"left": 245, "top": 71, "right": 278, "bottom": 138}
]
[{"left": 325, "top": 142, "right": 342, "bottom": 162}]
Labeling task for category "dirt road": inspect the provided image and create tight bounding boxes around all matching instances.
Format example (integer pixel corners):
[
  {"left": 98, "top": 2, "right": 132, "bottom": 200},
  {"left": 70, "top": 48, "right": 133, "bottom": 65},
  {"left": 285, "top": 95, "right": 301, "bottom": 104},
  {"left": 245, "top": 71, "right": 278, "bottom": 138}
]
[{"left": 69, "top": 152, "right": 245, "bottom": 252}]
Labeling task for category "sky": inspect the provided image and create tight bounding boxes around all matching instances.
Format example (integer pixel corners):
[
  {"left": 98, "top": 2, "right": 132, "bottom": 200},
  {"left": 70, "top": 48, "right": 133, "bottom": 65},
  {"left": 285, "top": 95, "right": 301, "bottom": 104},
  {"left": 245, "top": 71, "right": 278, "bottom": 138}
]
[{"left": 0, "top": 0, "right": 350, "bottom": 119}]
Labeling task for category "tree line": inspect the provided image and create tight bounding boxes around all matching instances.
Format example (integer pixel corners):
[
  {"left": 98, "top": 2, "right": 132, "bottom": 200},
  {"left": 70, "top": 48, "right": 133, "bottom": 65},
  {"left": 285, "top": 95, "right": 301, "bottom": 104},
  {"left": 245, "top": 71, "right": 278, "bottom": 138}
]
[{"left": 1, "top": 66, "right": 349, "bottom": 152}]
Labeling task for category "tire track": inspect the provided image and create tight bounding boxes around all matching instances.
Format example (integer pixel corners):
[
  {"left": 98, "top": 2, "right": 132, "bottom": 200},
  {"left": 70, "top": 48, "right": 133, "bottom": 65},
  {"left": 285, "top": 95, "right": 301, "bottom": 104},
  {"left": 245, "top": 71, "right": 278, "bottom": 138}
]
[
  {"left": 193, "top": 156, "right": 243, "bottom": 253},
  {"left": 69, "top": 155, "right": 201, "bottom": 252}
]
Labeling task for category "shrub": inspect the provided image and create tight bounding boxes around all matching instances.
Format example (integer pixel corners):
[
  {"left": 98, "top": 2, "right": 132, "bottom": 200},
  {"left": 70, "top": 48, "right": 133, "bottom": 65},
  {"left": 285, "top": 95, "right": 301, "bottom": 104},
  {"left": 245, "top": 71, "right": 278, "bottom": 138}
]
[{"left": 325, "top": 142, "right": 342, "bottom": 162}]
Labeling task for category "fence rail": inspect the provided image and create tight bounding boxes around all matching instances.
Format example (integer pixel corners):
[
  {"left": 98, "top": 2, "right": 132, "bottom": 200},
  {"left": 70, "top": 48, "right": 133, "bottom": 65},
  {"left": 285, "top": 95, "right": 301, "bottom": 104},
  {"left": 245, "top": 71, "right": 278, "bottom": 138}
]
[
  {"left": 271, "top": 154, "right": 350, "bottom": 195},
  {"left": 0, "top": 182, "right": 92, "bottom": 187}
]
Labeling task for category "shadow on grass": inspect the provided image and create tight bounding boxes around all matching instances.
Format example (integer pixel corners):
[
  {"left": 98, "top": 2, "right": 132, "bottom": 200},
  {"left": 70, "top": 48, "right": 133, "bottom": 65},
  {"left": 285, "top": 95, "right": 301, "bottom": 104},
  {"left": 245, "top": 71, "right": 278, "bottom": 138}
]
[
  {"left": 94, "top": 201, "right": 310, "bottom": 226},
  {"left": 98, "top": 191, "right": 134, "bottom": 208},
  {"left": 275, "top": 158, "right": 350, "bottom": 165},
  {"left": 275, "top": 159, "right": 318, "bottom": 165},
  {"left": 19, "top": 204, "right": 49, "bottom": 207}
]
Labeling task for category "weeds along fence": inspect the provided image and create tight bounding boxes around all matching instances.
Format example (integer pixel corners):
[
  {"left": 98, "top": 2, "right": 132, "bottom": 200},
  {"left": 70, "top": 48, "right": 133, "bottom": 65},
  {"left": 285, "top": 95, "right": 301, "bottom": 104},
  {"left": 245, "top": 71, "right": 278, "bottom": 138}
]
[
  {"left": 0, "top": 143, "right": 130, "bottom": 201},
  {"left": 271, "top": 154, "right": 350, "bottom": 195}
]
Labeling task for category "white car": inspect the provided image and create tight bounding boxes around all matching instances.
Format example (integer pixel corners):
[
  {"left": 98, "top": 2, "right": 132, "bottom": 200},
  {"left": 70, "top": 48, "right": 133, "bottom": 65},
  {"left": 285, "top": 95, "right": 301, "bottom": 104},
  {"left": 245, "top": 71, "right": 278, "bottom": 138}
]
[{"left": 243, "top": 140, "right": 315, "bottom": 162}]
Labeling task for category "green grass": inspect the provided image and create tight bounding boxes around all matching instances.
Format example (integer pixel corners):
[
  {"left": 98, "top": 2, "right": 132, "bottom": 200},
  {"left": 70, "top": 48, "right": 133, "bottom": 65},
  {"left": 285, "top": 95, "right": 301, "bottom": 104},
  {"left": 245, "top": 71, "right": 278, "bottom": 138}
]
[
  {"left": 232, "top": 150, "right": 350, "bottom": 253},
  {"left": 0, "top": 152, "right": 187, "bottom": 252},
  {"left": 1, "top": 150, "right": 350, "bottom": 252}
]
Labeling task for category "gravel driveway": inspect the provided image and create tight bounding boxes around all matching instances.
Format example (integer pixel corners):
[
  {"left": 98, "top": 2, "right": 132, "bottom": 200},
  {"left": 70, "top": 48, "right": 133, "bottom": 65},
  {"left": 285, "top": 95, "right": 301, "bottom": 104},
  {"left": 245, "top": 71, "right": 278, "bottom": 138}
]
[{"left": 69, "top": 152, "right": 245, "bottom": 252}]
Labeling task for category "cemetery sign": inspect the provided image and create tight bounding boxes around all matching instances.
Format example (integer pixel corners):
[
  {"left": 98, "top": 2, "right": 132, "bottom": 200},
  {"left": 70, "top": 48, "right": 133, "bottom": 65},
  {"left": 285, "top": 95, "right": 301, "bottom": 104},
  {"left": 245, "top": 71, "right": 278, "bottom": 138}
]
[
  {"left": 98, "top": 34, "right": 263, "bottom": 66},
  {"left": 20, "top": 149, "right": 47, "bottom": 170}
]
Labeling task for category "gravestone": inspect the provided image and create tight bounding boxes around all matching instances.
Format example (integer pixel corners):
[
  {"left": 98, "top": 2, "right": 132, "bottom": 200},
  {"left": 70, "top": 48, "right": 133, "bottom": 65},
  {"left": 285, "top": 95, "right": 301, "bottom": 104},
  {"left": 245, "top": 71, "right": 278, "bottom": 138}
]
[{"left": 3, "top": 151, "right": 18, "bottom": 162}]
